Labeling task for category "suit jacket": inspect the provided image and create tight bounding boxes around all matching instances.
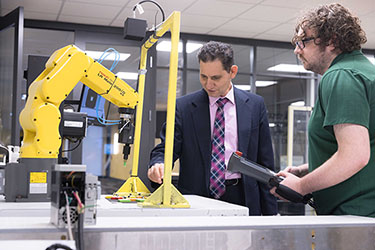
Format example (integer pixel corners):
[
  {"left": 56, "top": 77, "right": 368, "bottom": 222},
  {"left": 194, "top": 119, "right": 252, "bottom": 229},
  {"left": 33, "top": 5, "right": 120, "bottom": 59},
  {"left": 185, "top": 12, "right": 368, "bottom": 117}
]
[{"left": 150, "top": 87, "right": 278, "bottom": 215}]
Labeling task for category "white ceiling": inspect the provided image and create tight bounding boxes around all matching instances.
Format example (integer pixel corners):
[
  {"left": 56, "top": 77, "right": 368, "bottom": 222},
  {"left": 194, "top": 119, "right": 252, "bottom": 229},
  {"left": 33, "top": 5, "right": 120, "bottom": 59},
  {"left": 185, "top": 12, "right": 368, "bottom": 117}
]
[{"left": 1, "top": 0, "right": 375, "bottom": 49}]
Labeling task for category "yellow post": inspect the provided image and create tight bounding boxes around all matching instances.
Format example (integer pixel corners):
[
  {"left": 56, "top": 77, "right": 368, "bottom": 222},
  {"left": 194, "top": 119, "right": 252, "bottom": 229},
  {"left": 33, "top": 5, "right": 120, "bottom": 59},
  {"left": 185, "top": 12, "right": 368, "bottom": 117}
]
[
  {"left": 140, "top": 11, "right": 189, "bottom": 208},
  {"left": 116, "top": 11, "right": 189, "bottom": 207},
  {"left": 114, "top": 25, "right": 151, "bottom": 198}
]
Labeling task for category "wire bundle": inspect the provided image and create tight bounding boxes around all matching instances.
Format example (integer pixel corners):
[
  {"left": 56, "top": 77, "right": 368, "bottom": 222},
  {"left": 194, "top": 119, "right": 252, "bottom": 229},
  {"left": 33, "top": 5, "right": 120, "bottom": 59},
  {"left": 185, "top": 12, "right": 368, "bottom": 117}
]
[{"left": 95, "top": 48, "right": 122, "bottom": 125}]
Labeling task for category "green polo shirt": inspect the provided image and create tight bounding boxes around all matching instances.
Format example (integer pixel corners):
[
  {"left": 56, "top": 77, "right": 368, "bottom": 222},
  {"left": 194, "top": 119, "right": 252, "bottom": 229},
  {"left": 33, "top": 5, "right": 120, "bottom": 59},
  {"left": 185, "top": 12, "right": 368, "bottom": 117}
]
[{"left": 308, "top": 50, "right": 375, "bottom": 216}]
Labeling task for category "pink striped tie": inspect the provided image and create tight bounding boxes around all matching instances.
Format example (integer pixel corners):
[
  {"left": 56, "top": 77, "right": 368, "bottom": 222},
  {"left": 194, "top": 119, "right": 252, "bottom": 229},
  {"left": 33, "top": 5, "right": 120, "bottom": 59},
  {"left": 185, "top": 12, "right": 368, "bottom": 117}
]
[{"left": 209, "top": 98, "right": 228, "bottom": 199}]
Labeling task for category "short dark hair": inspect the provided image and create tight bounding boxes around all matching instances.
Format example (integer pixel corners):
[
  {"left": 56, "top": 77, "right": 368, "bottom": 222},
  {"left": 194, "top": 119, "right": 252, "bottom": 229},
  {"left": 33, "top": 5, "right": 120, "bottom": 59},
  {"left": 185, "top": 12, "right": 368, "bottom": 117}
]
[
  {"left": 292, "top": 3, "right": 367, "bottom": 52},
  {"left": 197, "top": 41, "right": 234, "bottom": 72}
]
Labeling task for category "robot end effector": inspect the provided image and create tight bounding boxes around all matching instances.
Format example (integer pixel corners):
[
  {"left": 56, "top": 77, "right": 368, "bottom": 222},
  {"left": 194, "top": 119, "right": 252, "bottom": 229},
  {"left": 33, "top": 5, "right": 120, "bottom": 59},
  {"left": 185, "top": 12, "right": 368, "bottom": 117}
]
[{"left": 118, "top": 108, "right": 135, "bottom": 160}]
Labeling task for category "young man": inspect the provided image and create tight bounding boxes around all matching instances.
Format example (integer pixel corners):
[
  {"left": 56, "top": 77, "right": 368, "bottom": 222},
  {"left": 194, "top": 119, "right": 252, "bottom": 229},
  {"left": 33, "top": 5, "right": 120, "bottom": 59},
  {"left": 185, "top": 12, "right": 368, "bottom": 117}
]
[
  {"left": 148, "top": 41, "right": 277, "bottom": 215},
  {"left": 273, "top": 3, "right": 375, "bottom": 217}
]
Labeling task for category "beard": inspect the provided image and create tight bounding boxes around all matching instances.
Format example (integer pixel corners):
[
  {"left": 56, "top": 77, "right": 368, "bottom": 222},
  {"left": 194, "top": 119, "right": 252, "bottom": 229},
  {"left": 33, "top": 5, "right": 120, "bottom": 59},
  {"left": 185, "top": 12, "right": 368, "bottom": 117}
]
[{"left": 298, "top": 53, "right": 326, "bottom": 75}]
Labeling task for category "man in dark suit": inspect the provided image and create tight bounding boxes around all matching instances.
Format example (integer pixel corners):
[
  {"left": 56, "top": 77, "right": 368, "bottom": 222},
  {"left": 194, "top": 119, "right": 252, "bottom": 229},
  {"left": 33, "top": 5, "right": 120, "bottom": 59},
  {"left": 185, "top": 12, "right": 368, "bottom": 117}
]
[{"left": 148, "top": 41, "right": 277, "bottom": 215}]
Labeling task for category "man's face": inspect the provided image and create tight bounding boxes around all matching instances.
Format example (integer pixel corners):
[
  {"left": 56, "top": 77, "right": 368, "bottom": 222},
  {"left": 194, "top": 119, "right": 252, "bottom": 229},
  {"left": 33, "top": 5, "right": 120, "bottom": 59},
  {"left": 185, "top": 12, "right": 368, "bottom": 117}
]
[
  {"left": 294, "top": 28, "right": 332, "bottom": 75},
  {"left": 199, "top": 59, "right": 238, "bottom": 97}
]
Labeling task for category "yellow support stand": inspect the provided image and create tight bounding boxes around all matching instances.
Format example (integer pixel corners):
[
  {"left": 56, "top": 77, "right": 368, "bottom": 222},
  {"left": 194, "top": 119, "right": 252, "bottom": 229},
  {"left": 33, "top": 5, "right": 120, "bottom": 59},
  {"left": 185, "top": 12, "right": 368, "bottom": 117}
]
[
  {"left": 115, "top": 176, "right": 150, "bottom": 198},
  {"left": 116, "top": 11, "right": 189, "bottom": 208},
  {"left": 141, "top": 11, "right": 189, "bottom": 208}
]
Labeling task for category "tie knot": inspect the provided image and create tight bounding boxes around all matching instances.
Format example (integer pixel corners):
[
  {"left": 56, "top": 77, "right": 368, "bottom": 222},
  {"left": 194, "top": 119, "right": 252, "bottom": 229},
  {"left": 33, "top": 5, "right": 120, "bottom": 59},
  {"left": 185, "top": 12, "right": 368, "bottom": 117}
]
[{"left": 216, "top": 98, "right": 229, "bottom": 109}]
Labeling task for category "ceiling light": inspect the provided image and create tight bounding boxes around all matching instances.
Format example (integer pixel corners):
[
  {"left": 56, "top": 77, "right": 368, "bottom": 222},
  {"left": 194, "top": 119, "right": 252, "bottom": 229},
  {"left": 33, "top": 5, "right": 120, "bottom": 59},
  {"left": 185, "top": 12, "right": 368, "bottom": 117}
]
[
  {"left": 267, "top": 64, "right": 312, "bottom": 73},
  {"left": 235, "top": 85, "right": 251, "bottom": 91},
  {"left": 186, "top": 42, "right": 203, "bottom": 53},
  {"left": 86, "top": 51, "right": 130, "bottom": 61},
  {"left": 156, "top": 41, "right": 203, "bottom": 53},
  {"left": 116, "top": 72, "right": 138, "bottom": 80},
  {"left": 256, "top": 81, "right": 277, "bottom": 87}
]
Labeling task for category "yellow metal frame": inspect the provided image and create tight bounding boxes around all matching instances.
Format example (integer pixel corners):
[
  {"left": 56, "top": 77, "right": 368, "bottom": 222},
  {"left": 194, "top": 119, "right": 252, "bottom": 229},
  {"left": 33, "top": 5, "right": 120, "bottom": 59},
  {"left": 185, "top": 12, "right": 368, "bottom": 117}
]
[
  {"left": 116, "top": 11, "right": 189, "bottom": 208},
  {"left": 287, "top": 105, "right": 313, "bottom": 166}
]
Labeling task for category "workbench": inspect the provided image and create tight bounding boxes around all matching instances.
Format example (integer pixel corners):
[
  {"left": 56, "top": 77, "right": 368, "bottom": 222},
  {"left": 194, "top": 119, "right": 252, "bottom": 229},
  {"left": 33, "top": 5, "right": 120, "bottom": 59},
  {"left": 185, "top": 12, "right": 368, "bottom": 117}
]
[{"left": 1, "top": 195, "right": 375, "bottom": 250}]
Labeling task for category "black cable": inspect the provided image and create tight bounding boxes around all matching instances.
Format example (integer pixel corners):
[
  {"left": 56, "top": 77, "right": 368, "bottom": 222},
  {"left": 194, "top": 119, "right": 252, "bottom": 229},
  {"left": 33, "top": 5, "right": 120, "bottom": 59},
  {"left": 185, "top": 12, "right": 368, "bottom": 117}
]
[
  {"left": 75, "top": 213, "right": 85, "bottom": 250},
  {"left": 63, "top": 104, "right": 76, "bottom": 112},
  {"left": 105, "top": 101, "right": 111, "bottom": 120},
  {"left": 45, "top": 243, "right": 73, "bottom": 250},
  {"left": 133, "top": 0, "right": 165, "bottom": 21},
  {"left": 62, "top": 139, "right": 82, "bottom": 153}
]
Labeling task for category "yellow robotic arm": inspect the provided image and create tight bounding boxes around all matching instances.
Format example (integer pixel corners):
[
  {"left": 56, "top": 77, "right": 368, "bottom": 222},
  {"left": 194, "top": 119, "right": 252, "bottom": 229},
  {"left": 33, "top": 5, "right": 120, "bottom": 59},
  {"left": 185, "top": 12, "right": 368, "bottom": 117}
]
[{"left": 20, "top": 45, "right": 138, "bottom": 158}]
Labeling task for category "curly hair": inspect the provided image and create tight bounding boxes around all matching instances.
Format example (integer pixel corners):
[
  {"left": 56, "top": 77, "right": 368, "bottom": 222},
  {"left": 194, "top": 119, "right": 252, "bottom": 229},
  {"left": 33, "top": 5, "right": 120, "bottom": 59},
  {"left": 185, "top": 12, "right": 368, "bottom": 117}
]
[
  {"left": 292, "top": 3, "right": 367, "bottom": 52},
  {"left": 197, "top": 41, "right": 234, "bottom": 73}
]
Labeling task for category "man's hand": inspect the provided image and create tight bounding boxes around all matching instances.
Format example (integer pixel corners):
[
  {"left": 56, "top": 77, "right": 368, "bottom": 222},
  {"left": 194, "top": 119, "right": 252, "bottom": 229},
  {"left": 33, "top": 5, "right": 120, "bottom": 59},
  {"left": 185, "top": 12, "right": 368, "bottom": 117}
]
[{"left": 147, "top": 163, "right": 164, "bottom": 184}]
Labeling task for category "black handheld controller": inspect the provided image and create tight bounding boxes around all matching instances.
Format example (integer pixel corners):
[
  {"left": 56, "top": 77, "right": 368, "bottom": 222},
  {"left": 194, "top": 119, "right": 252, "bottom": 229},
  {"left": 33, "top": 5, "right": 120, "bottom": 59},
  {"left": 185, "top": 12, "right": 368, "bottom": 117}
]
[{"left": 227, "top": 152, "right": 315, "bottom": 208}]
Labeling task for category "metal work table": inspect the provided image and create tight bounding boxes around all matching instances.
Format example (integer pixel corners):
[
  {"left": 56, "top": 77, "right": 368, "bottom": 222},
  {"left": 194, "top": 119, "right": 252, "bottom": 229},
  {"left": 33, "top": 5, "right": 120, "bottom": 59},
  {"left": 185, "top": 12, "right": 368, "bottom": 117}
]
[
  {"left": 1, "top": 215, "right": 375, "bottom": 250},
  {"left": 1, "top": 195, "right": 375, "bottom": 250}
]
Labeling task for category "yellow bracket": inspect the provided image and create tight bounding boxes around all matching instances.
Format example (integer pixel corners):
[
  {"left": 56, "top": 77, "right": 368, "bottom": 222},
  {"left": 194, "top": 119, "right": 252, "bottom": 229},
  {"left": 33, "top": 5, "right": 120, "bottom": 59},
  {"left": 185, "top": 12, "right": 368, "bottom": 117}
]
[
  {"left": 141, "top": 183, "right": 189, "bottom": 208},
  {"left": 115, "top": 176, "right": 150, "bottom": 198},
  {"left": 114, "top": 11, "right": 189, "bottom": 208}
]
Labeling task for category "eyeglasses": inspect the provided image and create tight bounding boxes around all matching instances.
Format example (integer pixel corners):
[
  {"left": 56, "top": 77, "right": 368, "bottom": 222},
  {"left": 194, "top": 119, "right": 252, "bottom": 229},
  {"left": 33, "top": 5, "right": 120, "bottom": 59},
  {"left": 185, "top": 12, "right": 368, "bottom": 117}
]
[{"left": 295, "top": 37, "right": 315, "bottom": 50}]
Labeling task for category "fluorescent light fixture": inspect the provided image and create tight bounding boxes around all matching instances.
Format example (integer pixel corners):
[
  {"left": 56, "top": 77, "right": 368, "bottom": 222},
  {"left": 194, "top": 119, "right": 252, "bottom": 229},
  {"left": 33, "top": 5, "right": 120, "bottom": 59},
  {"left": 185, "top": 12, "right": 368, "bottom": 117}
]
[
  {"left": 187, "top": 42, "right": 203, "bottom": 53},
  {"left": 256, "top": 81, "right": 277, "bottom": 87},
  {"left": 156, "top": 41, "right": 203, "bottom": 53},
  {"left": 86, "top": 50, "right": 130, "bottom": 61},
  {"left": 269, "top": 123, "right": 276, "bottom": 128},
  {"left": 234, "top": 81, "right": 277, "bottom": 90},
  {"left": 235, "top": 85, "right": 251, "bottom": 91},
  {"left": 156, "top": 41, "right": 182, "bottom": 52},
  {"left": 116, "top": 72, "right": 138, "bottom": 80},
  {"left": 267, "top": 64, "right": 312, "bottom": 73},
  {"left": 291, "top": 101, "right": 305, "bottom": 106}
]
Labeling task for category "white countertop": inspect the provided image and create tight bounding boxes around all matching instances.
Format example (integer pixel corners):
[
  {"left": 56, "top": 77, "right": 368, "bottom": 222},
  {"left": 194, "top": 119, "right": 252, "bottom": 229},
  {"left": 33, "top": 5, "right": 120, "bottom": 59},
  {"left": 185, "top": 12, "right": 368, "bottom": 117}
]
[{"left": 0, "top": 194, "right": 248, "bottom": 217}]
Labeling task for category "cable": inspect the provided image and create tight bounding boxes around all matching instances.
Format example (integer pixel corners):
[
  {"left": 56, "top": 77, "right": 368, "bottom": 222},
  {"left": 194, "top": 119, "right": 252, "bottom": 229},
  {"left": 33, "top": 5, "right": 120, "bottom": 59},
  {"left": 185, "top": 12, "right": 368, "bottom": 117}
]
[
  {"left": 76, "top": 213, "right": 84, "bottom": 250},
  {"left": 61, "top": 139, "right": 82, "bottom": 153},
  {"left": 73, "top": 191, "right": 84, "bottom": 214},
  {"left": 63, "top": 104, "right": 76, "bottom": 112},
  {"left": 133, "top": 0, "right": 165, "bottom": 22},
  {"left": 0, "top": 144, "right": 9, "bottom": 151},
  {"left": 95, "top": 96, "right": 121, "bottom": 125},
  {"left": 64, "top": 191, "right": 74, "bottom": 241},
  {"left": 95, "top": 48, "right": 122, "bottom": 126}
]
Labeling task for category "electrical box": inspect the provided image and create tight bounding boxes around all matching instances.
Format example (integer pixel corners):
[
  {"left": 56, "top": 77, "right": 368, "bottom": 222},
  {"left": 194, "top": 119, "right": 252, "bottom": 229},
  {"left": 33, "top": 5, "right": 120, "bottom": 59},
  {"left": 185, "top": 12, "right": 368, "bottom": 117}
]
[
  {"left": 50, "top": 164, "right": 98, "bottom": 228},
  {"left": 124, "top": 18, "right": 147, "bottom": 41},
  {"left": 5, "top": 158, "right": 56, "bottom": 202},
  {"left": 50, "top": 164, "right": 86, "bottom": 228},
  {"left": 84, "top": 173, "right": 99, "bottom": 225}
]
